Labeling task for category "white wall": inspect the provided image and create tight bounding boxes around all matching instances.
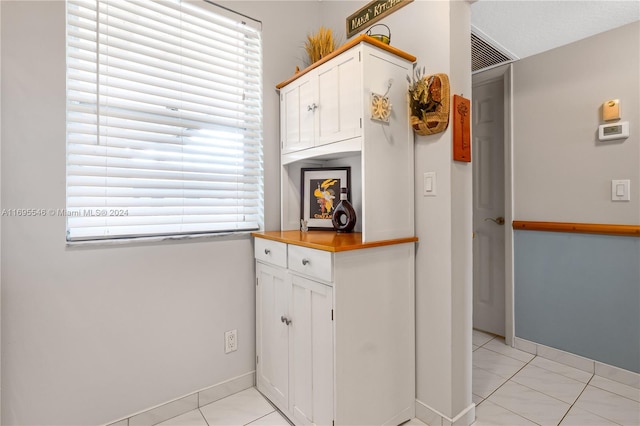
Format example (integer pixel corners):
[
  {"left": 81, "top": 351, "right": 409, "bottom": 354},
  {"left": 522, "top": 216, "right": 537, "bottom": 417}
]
[
  {"left": 511, "top": 21, "right": 640, "bottom": 374},
  {"left": 513, "top": 21, "right": 640, "bottom": 224},
  {"left": 0, "top": 1, "right": 320, "bottom": 425}
]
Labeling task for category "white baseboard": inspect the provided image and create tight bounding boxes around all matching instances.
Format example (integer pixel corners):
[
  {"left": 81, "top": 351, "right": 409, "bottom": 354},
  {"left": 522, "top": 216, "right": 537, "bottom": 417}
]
[
  {"left": 105, "top": 371, "right": 255, "bottom": 426},
  {"left": 198, "top": 371, "right": 256, "bottom": 407},
  {"left": 415, "top": 399, "right": 475, "bottom": 426},
  {"left": 514, "top": 337, "right": 639, "bottom": 389}
]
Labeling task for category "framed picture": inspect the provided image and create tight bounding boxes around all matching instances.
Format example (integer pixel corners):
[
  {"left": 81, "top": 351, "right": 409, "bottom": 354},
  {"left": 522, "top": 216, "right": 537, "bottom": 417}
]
[{"left": 301, "top": 167, "right": 351, "bottom": 230}]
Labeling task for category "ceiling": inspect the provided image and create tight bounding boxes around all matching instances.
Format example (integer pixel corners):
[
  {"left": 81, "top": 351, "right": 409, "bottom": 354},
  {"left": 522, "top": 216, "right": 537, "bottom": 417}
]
[{"left": 470, "top": 0, "right": 640, "bottom": 60}]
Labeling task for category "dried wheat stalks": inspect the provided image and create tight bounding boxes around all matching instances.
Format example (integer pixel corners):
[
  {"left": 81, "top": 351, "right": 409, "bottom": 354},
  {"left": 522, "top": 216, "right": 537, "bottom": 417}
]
[{"left": 305, "top": 27, "right": 337, "bottom": 65}]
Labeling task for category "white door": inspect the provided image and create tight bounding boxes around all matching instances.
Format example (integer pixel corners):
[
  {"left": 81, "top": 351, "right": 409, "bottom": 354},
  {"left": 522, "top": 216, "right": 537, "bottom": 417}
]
[
  {"left": 256, "top": 262, "right": 290, "bottom": 412},
  {"left": 289, "top": 274, "right": 333, "bottom": 426},
  {"left": 472, "top": 77, "right": 506, "bottom": 336}
]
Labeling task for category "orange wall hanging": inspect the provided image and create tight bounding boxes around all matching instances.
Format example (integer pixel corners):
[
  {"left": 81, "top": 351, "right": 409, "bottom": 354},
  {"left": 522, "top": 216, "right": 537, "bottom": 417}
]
[{"left": 453, "top": 94, "right": 471, "bottom": 162}]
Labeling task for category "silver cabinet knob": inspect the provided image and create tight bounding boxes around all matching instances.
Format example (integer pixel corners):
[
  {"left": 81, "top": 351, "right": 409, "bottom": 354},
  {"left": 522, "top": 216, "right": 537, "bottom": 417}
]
[
  {"left": 264, "top": 248, "right": 271, "bottom": 255},
  {"left": 302, "top": 258, "right": 310, "bottom": 266}
]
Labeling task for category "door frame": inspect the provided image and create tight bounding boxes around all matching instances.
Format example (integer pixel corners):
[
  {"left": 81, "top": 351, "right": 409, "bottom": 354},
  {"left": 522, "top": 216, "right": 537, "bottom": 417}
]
[{"left": 472, "top": 63, "right": 515, "bottom": 346}]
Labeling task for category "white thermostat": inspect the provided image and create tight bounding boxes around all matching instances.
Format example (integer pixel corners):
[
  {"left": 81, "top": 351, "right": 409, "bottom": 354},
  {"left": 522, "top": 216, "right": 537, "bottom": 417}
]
[{"left": 598, "top": 121, "right": 629, "bottom": 141}]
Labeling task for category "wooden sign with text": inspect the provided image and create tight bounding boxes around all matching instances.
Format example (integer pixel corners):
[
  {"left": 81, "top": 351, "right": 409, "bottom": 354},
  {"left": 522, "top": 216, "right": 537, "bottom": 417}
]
[{"left": 346, "top": 0, "right": 413, "bottom": 38}]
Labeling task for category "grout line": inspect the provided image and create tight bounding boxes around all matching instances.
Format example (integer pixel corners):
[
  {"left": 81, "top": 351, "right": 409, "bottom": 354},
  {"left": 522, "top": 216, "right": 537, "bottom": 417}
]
[
  {"left": 475, "top": 356, "right": 530, "bottom": 402},
  {"left": 474, "top": 354, "right": 543, "bottom": 425},
  {"left": 513, "top": 359, "right": 591, "bottom": 388},
  {"left": 474, "top": 332, "right": 499, "bottom": 349},
  {"left": 151, "top": 407, "right": 199, "bottom": 426},
  {"left": 528, "top": 357, "right": 594, "bottom": 384},
  {"left": 473, "top": 334, "right": 530, "bottom": 406},
  {"left": 481, "top": 344, "right": 536, "bottom": 363},
  {"left": 566, "top": 376, "right": 635, "bottom": 425},
  {"left": 476, "top": 399, "right": 538, "bottom": 426},
  {"left": 589, "top": 376, "right": 640, "bottom": 404},
  {"left": 198, "top": 407, "right": 211, "bottom": 426},
  {"left": 556, "top": 375, "right": 596, "bottom": 426},
  {"left": 512, "top": 355, "right": 591, "bottom": 407},
  {"left": 475, "top": 340, "right": 635, "bottom": 426},
  {"left": 479, "top": 353, "right": 627, "bottom": 426},
  {"left": 507, "top": 369, "right": 587, "bottom": 406},
  {"left": 242, "top": 410, "right": 281, "bottom": 426},
  {"left": 252, "top": 387, "right": 293, "bottom": 425}
]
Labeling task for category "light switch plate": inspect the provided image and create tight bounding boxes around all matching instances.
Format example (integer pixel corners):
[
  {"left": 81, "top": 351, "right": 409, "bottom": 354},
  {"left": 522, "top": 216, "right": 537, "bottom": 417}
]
[
  {"left": 424, "top": 172, "right": 436, "bottom": 196},
  {"left": 611, "top": 179, "right": 630, "bottom": 201}
]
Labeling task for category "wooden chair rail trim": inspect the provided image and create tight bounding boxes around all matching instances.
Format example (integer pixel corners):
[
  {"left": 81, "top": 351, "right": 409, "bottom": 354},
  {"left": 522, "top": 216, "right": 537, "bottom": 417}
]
[{"left": 512, "top": 221, "right": 640, "bottom": 237}]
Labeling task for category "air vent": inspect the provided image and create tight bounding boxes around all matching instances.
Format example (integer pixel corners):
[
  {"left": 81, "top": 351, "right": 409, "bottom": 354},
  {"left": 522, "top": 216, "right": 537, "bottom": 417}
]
[{"left": 471, "top": 32, "right": 514, "bottom": 72}]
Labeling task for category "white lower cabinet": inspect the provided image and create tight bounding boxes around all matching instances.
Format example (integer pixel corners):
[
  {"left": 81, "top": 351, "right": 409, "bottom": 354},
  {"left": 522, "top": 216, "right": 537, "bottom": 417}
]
[
  {"left": 289, "top": 274, "right": 333, "bottom": 425},
  {"left": 256, "top": 240, "right": 334, "bottom": 426},
  {"left": 255, "top": 235, "right": 415, "bottom": 426},
  {"left": 256, "top": 260, "right": 289, "bottom": 411}
]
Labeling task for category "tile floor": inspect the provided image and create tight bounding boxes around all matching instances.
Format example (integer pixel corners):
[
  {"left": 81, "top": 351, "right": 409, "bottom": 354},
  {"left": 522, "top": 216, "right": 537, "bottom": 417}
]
[
  {"left": 154, "top": 387, "right": 289, "bottom": 426},
  {"left": 155, "top": 331, "right": 640, "bottom": 425},
  {"left": 153, "top": 387, "right": 428, "bottom": 426},
  {"left": 472, "top": 329, "right": 640, "bottom": 426}
]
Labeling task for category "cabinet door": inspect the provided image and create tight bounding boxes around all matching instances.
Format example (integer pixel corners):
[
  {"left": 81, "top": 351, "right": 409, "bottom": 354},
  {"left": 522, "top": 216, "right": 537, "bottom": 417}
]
[
  {"left": 281, "top": 74, "right": 315, "bottom": 154},
  {"left": 256, "top": 262, "right": 290, "bottom": 412},
  {"left": 289, "top": 274, "right": 334, "bottom": 426},
  {"left": 316, "top": 49, "right": 362, "bottom": 146}
]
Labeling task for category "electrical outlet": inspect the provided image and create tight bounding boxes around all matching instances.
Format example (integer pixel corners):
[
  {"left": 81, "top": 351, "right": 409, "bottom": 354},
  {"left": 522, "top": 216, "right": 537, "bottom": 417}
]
[{"left": 224, "top": 329, "right": 237, "bottom": 353}]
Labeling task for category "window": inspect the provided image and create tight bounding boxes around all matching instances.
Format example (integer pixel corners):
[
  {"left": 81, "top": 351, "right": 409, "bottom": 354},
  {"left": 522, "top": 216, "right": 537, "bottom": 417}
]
[{"left": 66, "top": 0, "right": 262, "bottom": 241}]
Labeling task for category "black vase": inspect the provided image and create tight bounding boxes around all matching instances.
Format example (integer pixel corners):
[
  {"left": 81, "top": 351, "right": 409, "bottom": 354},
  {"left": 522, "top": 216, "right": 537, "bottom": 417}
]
[{"left": 332, "top": 187, "right": 356, "bottom": 233}]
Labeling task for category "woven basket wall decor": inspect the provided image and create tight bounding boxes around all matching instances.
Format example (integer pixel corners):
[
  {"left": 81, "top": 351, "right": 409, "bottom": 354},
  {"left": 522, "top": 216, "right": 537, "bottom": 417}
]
[{"left": 409, "top": 73, "right": 450, "bottom": 136}]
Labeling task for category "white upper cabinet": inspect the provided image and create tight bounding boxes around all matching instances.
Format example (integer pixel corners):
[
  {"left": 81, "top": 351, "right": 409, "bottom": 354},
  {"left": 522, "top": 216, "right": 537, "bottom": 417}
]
[
  {"left": 281, "top": 73, "right": 315, "bottom": 153},
  {"left": 316, "top": 49, "right": 361, "bottom": 146},
  {"left": 278, "top": 37, "right": 416, "bottom": 242},
  {"left": 281, "top": 49, "right": 362, "bottom": 155}
]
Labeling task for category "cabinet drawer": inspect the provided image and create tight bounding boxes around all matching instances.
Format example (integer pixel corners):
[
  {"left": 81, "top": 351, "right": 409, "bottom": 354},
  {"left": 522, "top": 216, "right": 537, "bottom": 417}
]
[
  {"left": 254, "top": 239, "right": 287, "bottom": 268},
  {"left": 288, "top": 245, "right": 333, "bottom": 283}
]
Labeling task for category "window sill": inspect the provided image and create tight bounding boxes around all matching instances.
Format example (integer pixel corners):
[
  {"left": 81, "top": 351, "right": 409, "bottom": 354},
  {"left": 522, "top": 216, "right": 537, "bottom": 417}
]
[{"left": 65, "top": 230, "right": 257, "bottom": 249}]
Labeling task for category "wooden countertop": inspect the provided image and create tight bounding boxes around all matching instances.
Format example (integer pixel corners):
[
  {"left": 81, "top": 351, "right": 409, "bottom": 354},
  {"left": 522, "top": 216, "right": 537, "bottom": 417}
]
[
  {"left": 252, "top": 230, "right": 418, "bottom": 252},
  {"left": 275, "top": 34, "right": 416, "bottom": 89}
]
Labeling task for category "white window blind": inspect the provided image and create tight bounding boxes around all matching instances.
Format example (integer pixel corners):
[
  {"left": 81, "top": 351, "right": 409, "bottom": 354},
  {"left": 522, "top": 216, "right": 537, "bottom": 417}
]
[{"left": 66, "top": 0, "right": 263, "bottom": 241}]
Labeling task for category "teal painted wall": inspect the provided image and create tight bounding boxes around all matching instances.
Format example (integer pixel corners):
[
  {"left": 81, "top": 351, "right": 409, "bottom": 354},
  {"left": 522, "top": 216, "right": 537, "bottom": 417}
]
[{"left": 514, "top": 231, "right": 640, "bottom": 373}]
